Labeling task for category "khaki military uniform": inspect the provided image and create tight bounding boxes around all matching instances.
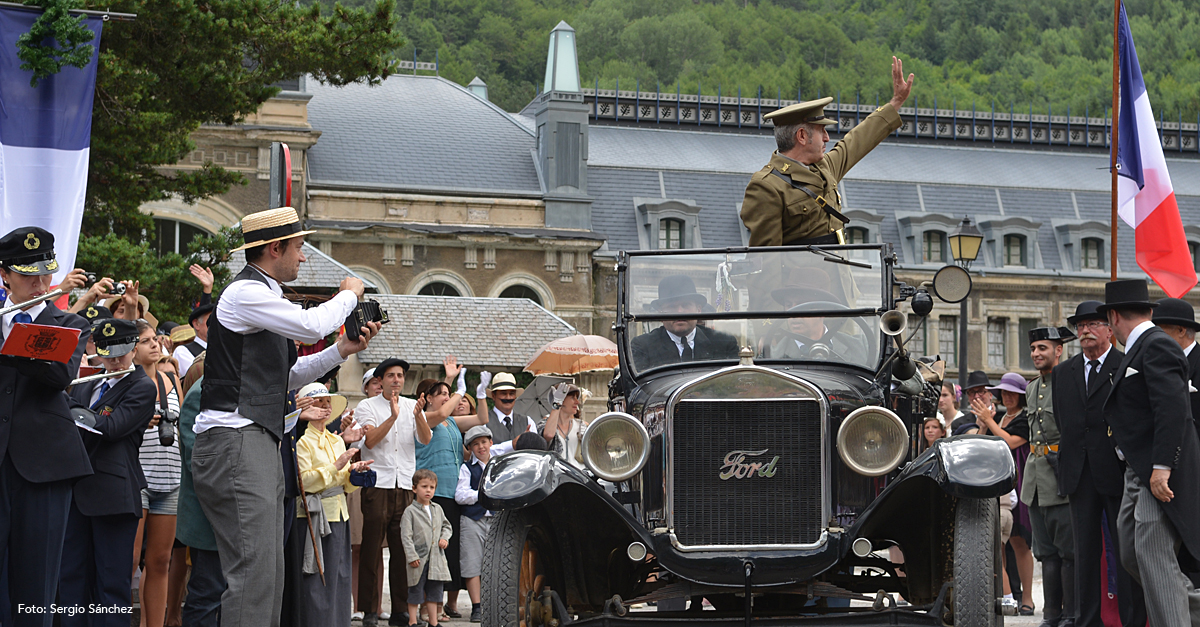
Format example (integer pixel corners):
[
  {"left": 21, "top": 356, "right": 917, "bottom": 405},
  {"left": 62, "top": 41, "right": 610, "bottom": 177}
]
[
  {"left": 1023, "top": 372, "right": 1074, "bottom": 563},
  {"left": 740, "top": 104, "right": 902, "bottom": 247}
]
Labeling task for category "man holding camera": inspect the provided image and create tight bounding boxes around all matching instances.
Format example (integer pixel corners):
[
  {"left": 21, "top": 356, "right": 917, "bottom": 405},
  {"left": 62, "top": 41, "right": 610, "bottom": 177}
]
[{"left": 191, "top": 208, "right": 381, "bottom": 627}]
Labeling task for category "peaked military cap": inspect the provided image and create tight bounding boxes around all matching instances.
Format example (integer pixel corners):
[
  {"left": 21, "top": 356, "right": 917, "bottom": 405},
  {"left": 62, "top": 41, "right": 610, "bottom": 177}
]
[
  {"left": 0, "top": 227, "right": 58, "bottom": 276},
  {"left": 81, "top": 304, "right": 113, "bottom": 327},
  {"left": 93, "top": 318, "right": 139, "bottom": 358},
  {"left": 763, "top": 96, "right": 836, "bottom": 126},
  {"left": 1029, "top": 326, "right": 1076, "bottom": 344}
]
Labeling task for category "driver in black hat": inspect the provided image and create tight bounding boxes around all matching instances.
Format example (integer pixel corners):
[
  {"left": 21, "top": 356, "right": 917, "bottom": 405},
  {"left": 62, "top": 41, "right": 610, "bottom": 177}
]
[
  {"left": 1100, "top": 279, "right": 1200, "bottom": 621},
  {"left": 630, "top": 275, "right": 738, "bottom": 371},
  {"left": 0, "top": 226, "right": 94, "bottom": 625}
]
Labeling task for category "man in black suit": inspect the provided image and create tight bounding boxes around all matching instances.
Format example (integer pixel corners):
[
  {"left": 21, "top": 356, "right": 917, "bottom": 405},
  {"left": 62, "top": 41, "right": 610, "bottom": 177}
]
[
  {"left": 60, "top": 318, "right": 157, "bottom": 626},
  {"left": 0, "top": 227, "right": 92, "bottom": 626},
  {"left": 1101, "top": 280, "right": 1200, "bottom": 625},
  {"left": 1153, "top": 297, "right": 1200, "bottom": 589},
  {"left": 630, "top": 275, "right": 739, "bottom": 371},
  {"left": 1054, "top": 301, "right": 1145, "bottom": 627}
]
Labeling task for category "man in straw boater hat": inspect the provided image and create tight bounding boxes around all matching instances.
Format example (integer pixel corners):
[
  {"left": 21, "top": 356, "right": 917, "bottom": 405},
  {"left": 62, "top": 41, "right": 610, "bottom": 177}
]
[
  {"left": 739, "top": 57, "right": 913, "bottom": 247},
  {"left": 191, "top": 207, "right": 383, "bottom": 627},
  {"left": 1099, "top": 279, "right": 1200, "bottom": 624},
  {"left": 0, "top": 226, "right": 93, "bottom": 626},
  {"left": 1054, "top": 301, "right": 1146, "bottom": 627}
]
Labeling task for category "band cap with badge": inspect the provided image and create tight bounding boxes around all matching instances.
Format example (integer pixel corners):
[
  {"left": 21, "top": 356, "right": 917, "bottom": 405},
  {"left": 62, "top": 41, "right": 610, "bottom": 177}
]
[
  {"left": 0, "top": 226, "right": 59, "bottom": 276},
  {"left": 92, "top": 318, "right": 139, "bottom": 358}
]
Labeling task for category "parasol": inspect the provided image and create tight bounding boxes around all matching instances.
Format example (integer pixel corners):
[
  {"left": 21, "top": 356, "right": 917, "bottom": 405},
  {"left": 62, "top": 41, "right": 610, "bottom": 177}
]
[{"left": 524, "top": 334, "right": 618, "bottom": 376}]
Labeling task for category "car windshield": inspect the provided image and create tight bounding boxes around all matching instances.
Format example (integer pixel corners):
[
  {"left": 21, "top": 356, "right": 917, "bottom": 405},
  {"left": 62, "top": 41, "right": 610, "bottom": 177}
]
[{"left": 622, "top": 246, "right": 887, "bottom": 376}]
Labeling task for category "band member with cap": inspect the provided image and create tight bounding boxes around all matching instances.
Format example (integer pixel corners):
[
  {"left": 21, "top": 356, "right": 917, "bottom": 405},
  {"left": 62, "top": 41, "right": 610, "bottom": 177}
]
[
  {"left": 191, "top": 207, "right": 381, "bottom": 627},
  {"left": 1022, "top": 326, "right": 1077, "bottom": 627},
  {"left": 740, "top": 57, "right": 913, "bottom": 246},
  {"left": 1053, "top": 303, "right": 1145, "bottom": 627},
  {"left": 0, "top": 226, "right": 93, "bottom": 626},
  {"left": 630, "top": 275, "right": 739, "bottom": 371},
  {"left": 60, "top": 318, "right": 157, "bottom": 627},
  {"left": 1100, "top": 279, "right": 1200, "bottom": 624}
]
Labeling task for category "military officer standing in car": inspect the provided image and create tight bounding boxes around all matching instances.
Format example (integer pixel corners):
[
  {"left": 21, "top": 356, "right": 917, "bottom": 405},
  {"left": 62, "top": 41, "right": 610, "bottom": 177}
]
[
  {"left": 740, "top": 57, "right": 913, "bottom": 247},
  {"left": 1024, "top": 327, "right": 1077, "bottom": 627}
]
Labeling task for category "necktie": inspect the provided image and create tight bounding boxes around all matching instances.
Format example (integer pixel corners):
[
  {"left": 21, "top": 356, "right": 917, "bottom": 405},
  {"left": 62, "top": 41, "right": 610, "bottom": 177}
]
[
  {"left": 681, "top": 338, "right": 694, "bottom": 361},
  {"left": 1087, "top": 360, "right": 1101, "bottom": 390},
  {"left": 91, "top": 381, "right": 110, "bottom": 410},
  {"left": 503, "top": 416, "right": 512, "bottom": 432},
  {"left": 13, "top": 312, "right": 31, "bottom": 325}
]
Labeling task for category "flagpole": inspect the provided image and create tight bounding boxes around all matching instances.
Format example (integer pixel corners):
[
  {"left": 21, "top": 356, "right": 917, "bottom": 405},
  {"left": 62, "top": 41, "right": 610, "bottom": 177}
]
[{"left": 1111, "top": 0, "right": 1121, "bottom": 281}]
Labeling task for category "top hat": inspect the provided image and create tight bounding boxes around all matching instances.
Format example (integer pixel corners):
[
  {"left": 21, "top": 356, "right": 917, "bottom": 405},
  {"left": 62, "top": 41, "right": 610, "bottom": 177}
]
[
  {"left": 375, "top": 357, "right": 410, "bottom": 378},
  {"left": 987, "top": 372, "right": 1030, "bottom": 395},
  {"left": 93, "top": 318, "right": 139, "bottom": 358},
  {"left": 1096, "top": 279, "right": 1158, "bottom": 314},
  {"left": 232, "top": 207, "right": 316, "bottom": 252},
  {"left": 0, "top": 227, "right": 58, "bottom": 276},
  {"left": 490, "top": 372, "right": 518, "bottom": 392},
  {"left": 296, "top": 383, "right": 348, "bottom": 419},
  {"left": 1028, "top": 326, "right": 1076, "bottom": 344},
  {"left": 189, "top": 303, "right": 215, "bottom": 326},
  {"left": 650, "top": 275, "right": 707, "bottom": 310},
  {"left": 963, "top": 370, "right": 991, "bottom": 390},
  {"left": 764, "top": 97, "right": 837, "bottom": 126},
  {"left": 1067, "top": 301, "right": 1106, "bottom": 326},
  {"left": 464, "top": 425, "right": 494, "bottom": 447},
  {"left": 1153, "top": 298, "right": 1200, "bottom": 331}
]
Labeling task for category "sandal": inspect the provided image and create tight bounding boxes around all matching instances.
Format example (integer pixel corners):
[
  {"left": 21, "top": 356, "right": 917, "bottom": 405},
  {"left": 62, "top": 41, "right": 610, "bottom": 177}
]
[
  {"left": 439, "top": 612, "right": 450, "bottom": 622},
  {"left": 1018, "top": 604, "right": 1035, "bottom": 616}
]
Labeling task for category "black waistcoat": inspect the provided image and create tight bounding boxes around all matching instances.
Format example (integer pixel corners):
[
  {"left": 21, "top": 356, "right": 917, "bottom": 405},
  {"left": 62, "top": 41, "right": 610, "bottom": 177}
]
[{"left": 199, "top": 265, "right": 298, "bottom": 441}]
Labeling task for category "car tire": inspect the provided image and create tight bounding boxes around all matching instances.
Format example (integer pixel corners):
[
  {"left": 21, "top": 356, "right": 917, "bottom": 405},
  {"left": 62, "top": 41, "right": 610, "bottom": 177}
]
[
  {"left": 481, "top": 509, "right": 558, "bottom": 627},
  {"left": 951, "top": 497, "right": 1000, "bottom": 627}
]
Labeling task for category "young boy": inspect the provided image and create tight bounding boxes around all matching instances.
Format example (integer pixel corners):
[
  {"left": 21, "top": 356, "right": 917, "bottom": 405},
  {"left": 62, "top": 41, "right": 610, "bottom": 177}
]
[
  {"left": 455, "top": 426, "right": 497, "bottom": 622},
  {"left": 401, "top": 469, "right": 453, "bottom": 627}
]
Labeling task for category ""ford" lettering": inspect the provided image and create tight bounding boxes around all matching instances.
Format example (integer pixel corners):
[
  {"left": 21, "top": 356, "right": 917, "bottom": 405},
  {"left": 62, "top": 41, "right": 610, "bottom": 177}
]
[{"left": 719, "top": 449, "right": 780, "bottom": 480}]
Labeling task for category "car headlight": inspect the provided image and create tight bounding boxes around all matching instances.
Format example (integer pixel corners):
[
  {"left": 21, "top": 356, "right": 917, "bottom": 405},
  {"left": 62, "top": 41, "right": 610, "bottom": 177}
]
[
  {"left": 582, "top": 412, "right": 651, "bottom": 482},
  {"left": 837, "top": 406, "right": 908, "bottom": 477}
]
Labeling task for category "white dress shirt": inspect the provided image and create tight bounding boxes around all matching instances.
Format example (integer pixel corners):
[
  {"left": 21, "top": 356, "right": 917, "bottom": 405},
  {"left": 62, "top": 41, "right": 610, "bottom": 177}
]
[
  {"left": 492, "top": 407, "right": 536, "bottom": 434},
  {"left": 455, "top": 454, "right": 495, "bottom": 516},
  {"left": 354, "top": 393, "right": 419, "bottom": 490},
  {"left": 172, "top": 337, "right": 207, "bottom": 379},
  {"left": 1083, "top": 344, "right": 1113, "bottom": 387},
  {"left": 89, "top": 370, "right": 129, "bottom": 407},
  {"left": 2, "top": 299, "right": 46, "bottom": 339},
  {"left": 193, "top": 266, "right": 357, "bottom": 434},
  {"left": 1185, "top": 342, "right": 1196, "bottom": 357},
  {"left": 665, "top": 327, "right": 697, "bottom": 356}
]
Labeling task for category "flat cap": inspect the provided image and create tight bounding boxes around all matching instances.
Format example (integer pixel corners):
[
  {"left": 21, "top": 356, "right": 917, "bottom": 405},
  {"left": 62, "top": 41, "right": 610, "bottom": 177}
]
[{"left": 763, "top": 96, "right": 836, "bottom": 126}]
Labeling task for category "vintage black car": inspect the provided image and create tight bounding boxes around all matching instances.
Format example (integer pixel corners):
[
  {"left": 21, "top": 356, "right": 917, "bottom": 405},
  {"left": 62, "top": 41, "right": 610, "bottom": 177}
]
[{"left": 479, "top": 244, "right": 1016, "bottom": 627}]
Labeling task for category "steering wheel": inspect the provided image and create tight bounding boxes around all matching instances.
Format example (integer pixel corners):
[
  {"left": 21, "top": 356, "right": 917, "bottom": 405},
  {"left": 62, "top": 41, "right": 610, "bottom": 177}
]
[{"left": 783, "top": 301, "right": 878, "bottom": 364}]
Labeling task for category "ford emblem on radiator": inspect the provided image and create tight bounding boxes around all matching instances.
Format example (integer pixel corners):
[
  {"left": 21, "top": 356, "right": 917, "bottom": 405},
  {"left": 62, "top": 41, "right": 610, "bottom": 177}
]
[{"left": 719, "top": 449, "right": 781, "bottom": 480}]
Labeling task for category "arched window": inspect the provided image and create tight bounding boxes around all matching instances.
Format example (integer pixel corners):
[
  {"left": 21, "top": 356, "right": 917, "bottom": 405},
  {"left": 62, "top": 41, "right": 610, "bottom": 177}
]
[
  {"left": 922, "top": 230, "right": 945, "bottom": 263},
  {"left": 499, "top": 284, "right": 542, "bottom": 306},
  {"left": 659, "top": 218, "right": 684, "bottom": 250},
  {"left": 1003, "top": 234, "right": 1026, "bottom": 267},
  {"left": 846, "top": 227, "right": 869, "bottom": 244},
  {"left": 417, "top": 282, "right": 460, "bottom": 297},
  {"left": 1081, "top": 238, "right": 1103, "bottom": 270},
  {"left": 153, "top": 218, "right": 211, "bottom": 256}
]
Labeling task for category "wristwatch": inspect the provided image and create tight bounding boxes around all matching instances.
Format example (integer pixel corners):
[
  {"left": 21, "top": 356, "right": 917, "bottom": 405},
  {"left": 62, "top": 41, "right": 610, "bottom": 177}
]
[{"left": 552, "top": 401, "right": 562, "bottom": 409}]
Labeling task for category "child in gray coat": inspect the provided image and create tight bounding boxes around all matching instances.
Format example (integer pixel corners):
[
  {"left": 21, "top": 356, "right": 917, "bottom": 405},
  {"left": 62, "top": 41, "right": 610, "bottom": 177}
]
[{"left": 401, "top": 469, "right": 454, "bottom": 627}]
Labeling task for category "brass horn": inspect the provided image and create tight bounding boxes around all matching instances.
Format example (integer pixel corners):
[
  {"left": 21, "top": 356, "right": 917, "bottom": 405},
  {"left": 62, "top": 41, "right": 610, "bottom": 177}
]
[
  {"left": 879, "top": 309, "right": 907, "bottom": 337},
  {"left": 879, "top": 309, "right": 917, "bottom": 380}
]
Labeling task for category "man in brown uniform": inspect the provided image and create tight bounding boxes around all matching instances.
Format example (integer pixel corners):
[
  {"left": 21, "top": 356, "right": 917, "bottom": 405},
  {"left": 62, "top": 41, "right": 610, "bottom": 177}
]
[{"left": 741, "top": 57, "right": 914, "bottom": 246}]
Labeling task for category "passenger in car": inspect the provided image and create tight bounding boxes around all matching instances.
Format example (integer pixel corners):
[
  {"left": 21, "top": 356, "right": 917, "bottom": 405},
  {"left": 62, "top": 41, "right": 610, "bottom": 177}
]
[
  {"left": 765, "top": 278, "right": 867, "bottom": 363},
  {"left": 630, "top": 275, "right": 739, "bottom": 370}
]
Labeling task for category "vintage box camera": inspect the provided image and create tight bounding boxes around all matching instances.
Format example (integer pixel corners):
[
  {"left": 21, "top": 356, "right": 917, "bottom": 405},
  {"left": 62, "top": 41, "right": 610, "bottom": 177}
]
[{"left": 344, "top": 299, "right": 389, "bottom": 341}]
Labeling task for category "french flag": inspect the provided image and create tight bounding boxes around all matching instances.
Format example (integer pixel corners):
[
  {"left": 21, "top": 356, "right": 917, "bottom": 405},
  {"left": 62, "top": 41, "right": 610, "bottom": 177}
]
[
  {"left": 0, "top": 6, "right": 104, "bottom": 285},
  {"left": 1115, "top": 5, "right": 1197, "bottom": 298}
]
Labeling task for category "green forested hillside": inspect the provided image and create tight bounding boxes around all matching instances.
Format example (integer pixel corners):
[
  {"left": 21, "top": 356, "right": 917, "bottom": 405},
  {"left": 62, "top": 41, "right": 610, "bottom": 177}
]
[{"left": 323, "top": 0, "right": 1200, "bottom": 120}]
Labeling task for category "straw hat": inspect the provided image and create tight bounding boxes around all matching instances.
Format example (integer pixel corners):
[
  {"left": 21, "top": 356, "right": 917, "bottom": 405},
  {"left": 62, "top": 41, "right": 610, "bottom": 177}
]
[
  {"left": 170, "top": 325, "right": 196, "bottom": 345},
  {"left": 297, "top": 382, "right": 348, "bottom": 418},
  {"left": 103, "top": 294, "right": 158, "bottom": 329},
  {"left": 232, "top": 207, "right": 315, "bottom": 252}
]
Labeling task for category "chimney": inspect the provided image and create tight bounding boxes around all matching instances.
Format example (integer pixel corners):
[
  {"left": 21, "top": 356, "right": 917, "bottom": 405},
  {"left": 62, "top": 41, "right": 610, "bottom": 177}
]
[
  {"left": 467, "top": 76, "right": 488, "bottom": 101},
  {"left": 535, "top": 21, "right": 591, "bottom": 231}
]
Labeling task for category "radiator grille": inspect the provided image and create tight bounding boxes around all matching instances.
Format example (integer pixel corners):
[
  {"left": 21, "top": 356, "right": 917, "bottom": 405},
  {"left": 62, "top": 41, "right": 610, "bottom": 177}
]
[{"left": 672, "top": 399, "right": 823, "bottom": 546}]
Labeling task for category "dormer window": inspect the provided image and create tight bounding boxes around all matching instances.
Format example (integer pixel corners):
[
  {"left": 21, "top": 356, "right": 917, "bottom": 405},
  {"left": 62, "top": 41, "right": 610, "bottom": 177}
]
[
  {"left": 923, "top": 231, "right": 946, "bottom": 263},
  {"left": 1003, "top": 234, "right": 1026, "bottom": 267},
  {"left": 846, "top": 226, "right": 869, "bottom": 244},
  {"left": 659, "top": 218, "right": 684, "bottom": 249},
  {"left": 1081, "top": 238, "right": 1103, "bottom": 270}
]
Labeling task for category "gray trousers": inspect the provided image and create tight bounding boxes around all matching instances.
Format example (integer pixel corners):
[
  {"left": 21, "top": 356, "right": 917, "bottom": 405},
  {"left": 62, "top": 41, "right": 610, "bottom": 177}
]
[
  {"left": 300, "top": 519, "right": 352, "bottom": 627},
  {"left": 192, "top": 425, "right": 285, "bottom": 627},
  {"left": 1117, "top": 467, "right": 1200, "bottom": 627}
]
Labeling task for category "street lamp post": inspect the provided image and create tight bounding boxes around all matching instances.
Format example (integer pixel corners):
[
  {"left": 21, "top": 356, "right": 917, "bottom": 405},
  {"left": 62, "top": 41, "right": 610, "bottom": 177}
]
[{"left": 948, "top": 217, "right": 984, "bottom": 391}]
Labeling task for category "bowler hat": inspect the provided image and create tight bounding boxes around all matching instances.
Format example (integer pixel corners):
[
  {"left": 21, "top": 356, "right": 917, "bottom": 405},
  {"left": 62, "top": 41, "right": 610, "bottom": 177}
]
[
  {"left": 0, "top": 227, "right": 58, "bottom": 276},
  {"left": 1028, "top": 326, "right": 1076, "bottom": 344},
  {"left": 1153, "top": 298, "right": 1200, "bottom": 331},
  {"left": 464, "top": 425, "right": 493, "bottom": 447},
  {"left": 650, "top": 275, "right": 707, "bottom": 310},
  {"left": 1067, "top": 301, "right": 1106, "bottom": 326},
  {"left": 987, "top": 372, "right": 1030, "bottom": 395},
  {"left": 764, "top": 97, "right": 837, "bottom": 126},
  {"left": 375, "top": 357, "right": 410, "bottom": 378},
  {"left": 963, "top": 370, "right": 991, "bottom": 390},
  {"left": 1096, "top": 279, "right": 1157, "bottom": 314}
]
